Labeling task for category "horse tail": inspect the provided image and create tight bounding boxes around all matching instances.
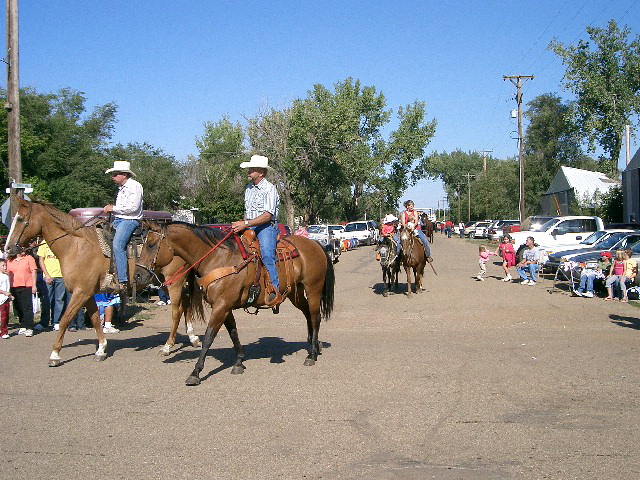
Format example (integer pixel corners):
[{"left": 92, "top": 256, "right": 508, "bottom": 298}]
[
  {"left": 320, "top": 251, "right": 335, "bottom": 321},
  {"left": 185, "top": 269, "right": 206, "bottom": 324}
]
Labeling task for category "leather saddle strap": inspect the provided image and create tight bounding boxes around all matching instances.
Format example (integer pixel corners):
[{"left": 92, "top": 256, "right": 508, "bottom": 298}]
[{"left": 197, "top": 254, "right": 257, "bottom": 290}]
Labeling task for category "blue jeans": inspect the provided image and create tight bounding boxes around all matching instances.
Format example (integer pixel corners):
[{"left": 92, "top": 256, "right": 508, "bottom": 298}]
[
  {"left": 578, "top": 270, "right": 596, "bottom": 293},
  {"left": 47, "top": 277, "right": 67, "bottom": 327},
  {"left": 66, "top": 290, "right": 86, "bottom": 330},
  {"left": 254, "top": 223, "right": 279, "bottom": 290},
  {"left": 415, "top": 228, "right": 431, "bottom": 257},
  {"left": 36, "top": 272, "right": 51, "bottom": 327},
  {"left": 158, "top": 288, "right": 169, "bottom": 303},
  {"left": 112, "top": 217, "right": 140, "bottom": 283},
  {"left": 517, "top": 264, "right": 539, "bottom": 282}
]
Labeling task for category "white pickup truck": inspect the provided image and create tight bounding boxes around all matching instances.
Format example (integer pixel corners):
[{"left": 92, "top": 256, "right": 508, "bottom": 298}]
[{"left": 509, "top": 216, "right": 605, "bottom": 262}]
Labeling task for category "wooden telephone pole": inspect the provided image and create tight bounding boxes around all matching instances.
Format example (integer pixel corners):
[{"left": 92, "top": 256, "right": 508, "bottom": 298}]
[
  {"left": 463, "top": 173, "right": 475, "bottom": 222},
  {"left": 503, "top": 75, "right": 534, "bottom": 223},
  {"left": 5, "top": 0, "right": 22, "bottom": 216}
]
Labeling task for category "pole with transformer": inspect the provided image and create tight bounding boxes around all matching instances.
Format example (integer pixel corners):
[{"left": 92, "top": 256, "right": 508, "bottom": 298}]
[
  {"left": 503, "top": 75, "right": 534, "bottom": 223},
  {"left": 5, "top": 0, "right": 22, "bottom": 216}
]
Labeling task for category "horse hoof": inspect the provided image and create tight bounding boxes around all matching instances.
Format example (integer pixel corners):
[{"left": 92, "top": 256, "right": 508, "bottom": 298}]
[
  {"left": 94, "top": 353, "right": 107, "bottom": 362},
  {"left": 185, "top": 375, "right": 201, "bottom": 386},
  {"left": 230, "top": 365, "right": 245, "bottom": 375},
  {"left": 383, "top": 291, "right": 388, "bottom": 297},
  {"left": 48, "top": 359, "right": 61, "bottom": 367},
  {"left": 303, "top": 357, "right": 316, "bottom": 366},
  {"left": 190, "top": 339, "right": 201, "bottom": 348},
  {"left": 158, "top": 347, "right": 171, "bottom": 356}
]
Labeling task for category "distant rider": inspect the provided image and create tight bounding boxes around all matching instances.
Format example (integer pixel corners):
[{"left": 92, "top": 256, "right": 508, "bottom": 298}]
[{"left": 400, "top": 200, "right": 431, "bottom": 259}]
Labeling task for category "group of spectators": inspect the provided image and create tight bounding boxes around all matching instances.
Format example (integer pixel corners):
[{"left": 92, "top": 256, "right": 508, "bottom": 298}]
[
  {"left": 475, "top": 234, "right": 638, "bottom": 301},
  {"left": 0, "top": 240, "right": 131, "bottom": 339}
]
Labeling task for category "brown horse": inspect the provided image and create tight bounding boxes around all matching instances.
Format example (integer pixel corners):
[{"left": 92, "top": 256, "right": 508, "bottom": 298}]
[
  {"left": 134, "top": 222, "right": 335, "bottom": 386},
  {"left": 398, "top": 225, "right": 427, "bottom": 297},
  {"left": 4, "top": 199, "right": 200, "bottom": 365},
  {"left": 420, "top": 213, "right": 435, "bottom": 244}
]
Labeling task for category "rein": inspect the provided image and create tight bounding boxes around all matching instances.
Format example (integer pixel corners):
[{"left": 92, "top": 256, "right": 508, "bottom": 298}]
[{"left": 156, "top": 227, "right": 235, "bottom": 287}]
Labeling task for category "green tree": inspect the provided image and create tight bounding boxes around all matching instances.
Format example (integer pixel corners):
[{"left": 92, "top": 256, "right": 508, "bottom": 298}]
[
  {"left": 550, "top": 20, "right": 640, "bottom": 174},
  {"left": 0, "top": 87, "right": 118, "bottom": 211},
  {"left": 108, "top": 143, "right": 182, "bottom": 211},
  {"left": 183, "top": 117, "right": 246, "bottom": 222}
]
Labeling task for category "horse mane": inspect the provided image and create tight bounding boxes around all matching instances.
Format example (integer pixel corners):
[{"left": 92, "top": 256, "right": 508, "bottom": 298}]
[
  {"left": 167, "top": 221, "right": 237, "bottom": 250},
  {"left": 31, "top": 200, "right": 93, "bottom": 239}
]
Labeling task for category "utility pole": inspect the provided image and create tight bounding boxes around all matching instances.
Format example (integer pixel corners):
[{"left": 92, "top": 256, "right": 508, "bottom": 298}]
[
  {"left": 481, "top": 149, "right": 493, "bottom": 218},
  {"left": 442, "top": 197, "right": 448, "bottom": 223},
  {"left": 5, "top": 0, "right": 22, "bottom": 216},
  {"left": 456, "top": 183, "right": 463, "bottom": 223},
  {"left": 463, "top": 173, "right": 475, "bottom": 222},
  {"left": 626, "top": 125, "right": 632, "bottom": 166},
  {"left": 504, "top": 75, "right": 534, "bottom": 223}
]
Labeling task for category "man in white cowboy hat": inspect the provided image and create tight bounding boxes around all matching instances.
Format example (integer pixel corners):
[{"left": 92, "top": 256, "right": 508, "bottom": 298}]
[
  {"left": 103, "top": 160, "right": 144, "bottom": 290},
  {"left": 231, "top": 155, "right": 282, "bottom": 307}
]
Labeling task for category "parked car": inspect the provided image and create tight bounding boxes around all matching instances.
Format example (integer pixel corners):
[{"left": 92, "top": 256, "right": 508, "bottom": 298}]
[
  {"left": 306, "top": 224, "right": 342, "bottom": 263},
  {"left": 567, "top": 234, "right": 640, "bottom": 271},
  {"left": 336, "top": 220, "right": 379, "bottom": 246},
  {"left": 520, "top": 215, "right": 555, "bottom": 231},
  {"left": 463, "top": 221, "right": 480, "bottom": 237},
  {"left": 545, "top": 230, "right": 639, "bottom": 270},
  {"left": 487, "top": 220, "right": 520, "bottom": 240},
  {"left": 509, "top": 216, "right": 605, "bottom": 261},
  {"left": 470, "top": 221, "right": 492, "bottom": 239}
]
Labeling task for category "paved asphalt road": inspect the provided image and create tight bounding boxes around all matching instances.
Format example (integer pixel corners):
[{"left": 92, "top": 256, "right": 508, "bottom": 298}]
[{"left": 1, "top": 234, "right": 639, "bottom": 479}]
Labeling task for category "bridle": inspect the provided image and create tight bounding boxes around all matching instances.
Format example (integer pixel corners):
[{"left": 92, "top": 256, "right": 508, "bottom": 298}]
[
  {"left": 135, "top": 229, "right": 174, "bottom": 284},
  {"left": 8, "top": 201, "right": 34, "bottom": 254}
]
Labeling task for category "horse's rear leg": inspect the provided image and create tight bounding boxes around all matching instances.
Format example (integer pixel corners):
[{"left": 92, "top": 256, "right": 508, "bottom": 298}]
[
  {"left": 185, "top": 306, "right": 226, "bottom": 386},
  {"left": 290, "top": 285, "right": 322, "bottom": 363}
]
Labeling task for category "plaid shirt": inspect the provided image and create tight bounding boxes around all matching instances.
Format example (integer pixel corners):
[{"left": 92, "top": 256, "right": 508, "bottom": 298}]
[{"left": 244, "top": 177, "right": 279, "bottom": 221}]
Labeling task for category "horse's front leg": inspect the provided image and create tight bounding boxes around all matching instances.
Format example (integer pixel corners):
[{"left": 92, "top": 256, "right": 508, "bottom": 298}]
[
  {"left": 303, "top": 284, "right": 324, "bottom": 366},
  {"left": 382, "top": 267, "right": 389, "bottom": 297},
  {"left": 223, "top": 312, "right": 246, "bottom": 375},
  {"left": 185, "top": 305, "right": 227, "bottom": 386},
  {"left": 405, "top": 266, "right": 413, "bottom": 298},
  {"left": 49, "top": 292, "right": 102, "bottom": 366},
  {"left": 160, "top": 289, "right": 182, "bottom": 356}
]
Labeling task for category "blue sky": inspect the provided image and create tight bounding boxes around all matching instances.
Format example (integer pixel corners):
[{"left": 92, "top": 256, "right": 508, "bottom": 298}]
[{"left": 4, "top": 0, "right": 639, "bottom": 213}]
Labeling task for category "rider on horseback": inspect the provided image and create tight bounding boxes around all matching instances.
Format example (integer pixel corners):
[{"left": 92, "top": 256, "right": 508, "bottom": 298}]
[
  {"left": 231, "top": 155, "right": 283, "bottom": 308},
  {"left": 103, "top": 160, "right": 143, "bottom": 292},
  {"left": 400, "top": 200, "right": 432, "bottom": 260},
  {"left": 375, "top": 214, "right": 400, "bottom": 261}
]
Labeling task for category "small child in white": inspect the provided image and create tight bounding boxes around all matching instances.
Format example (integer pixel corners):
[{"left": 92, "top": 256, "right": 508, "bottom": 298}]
[
  {"left": 0, "top": 259, "right": 14, "bottom": 339},
  {"left": 477, "top": 244, "right": 497, "bottom": 281}
]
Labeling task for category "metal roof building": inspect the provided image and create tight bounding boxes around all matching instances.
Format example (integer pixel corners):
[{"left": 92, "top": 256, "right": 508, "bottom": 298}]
[
  {"left": 623, "top": 148, "right": 640, "bottom": 222},
  {"left": 541, "top": 166, "right": 619, "bottom": 215}
]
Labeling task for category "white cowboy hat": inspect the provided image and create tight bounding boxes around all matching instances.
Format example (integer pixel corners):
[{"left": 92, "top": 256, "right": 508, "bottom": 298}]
[
  {"left": 239, "top": 155, "right": 271, "bottom": 170},
  {"left": 105, "top": 160, "right": 136, "bottom": 177},
  {"left": 383, "top": 214, "right": 398, "bottom": 224}
]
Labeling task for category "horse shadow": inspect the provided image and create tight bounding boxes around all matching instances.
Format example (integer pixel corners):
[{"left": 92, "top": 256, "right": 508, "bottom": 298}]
[
  {"left": 610, "top": 314, "right": 640, "bottom": 330},
  {"left": 371, "top": 282, "right": 408, "bottom": 295}
]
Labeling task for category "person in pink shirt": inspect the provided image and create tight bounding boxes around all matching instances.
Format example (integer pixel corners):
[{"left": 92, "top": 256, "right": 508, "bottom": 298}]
[
  {"left": 477, "top": 244, "right": 497, "bottom": 281},
  {"left": 495, "top": 235, "right": 517, "bottom": 282}
]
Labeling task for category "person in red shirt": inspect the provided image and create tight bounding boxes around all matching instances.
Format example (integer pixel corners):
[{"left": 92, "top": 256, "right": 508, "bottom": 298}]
[{"left": 7, "top": 251, "right": 37, "bottom": 337}]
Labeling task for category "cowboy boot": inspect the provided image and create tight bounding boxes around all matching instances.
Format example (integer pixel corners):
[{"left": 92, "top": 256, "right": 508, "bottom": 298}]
[{"left": 266, "top": 288, "right": 283, "bottom": 308}]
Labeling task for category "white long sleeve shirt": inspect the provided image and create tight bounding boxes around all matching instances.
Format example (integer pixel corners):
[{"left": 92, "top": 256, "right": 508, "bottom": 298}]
[{"left": 113, "top": 177, "right": 143, "bottom": 220}]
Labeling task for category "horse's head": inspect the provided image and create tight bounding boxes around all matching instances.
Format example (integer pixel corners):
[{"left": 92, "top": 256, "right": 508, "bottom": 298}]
[
  {"left": 134, "top": 224, "right": 174, "bottom": 284},
  {"left": 5, "top": 198, "right": 40, "bottom": 256}
]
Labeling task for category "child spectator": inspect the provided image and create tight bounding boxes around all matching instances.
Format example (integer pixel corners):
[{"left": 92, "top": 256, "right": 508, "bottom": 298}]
[
  {"left": 0, "top": 259, "right": 14, "bottom": 339},
  {"left": 477, "top": 244, "right": 497, "bottom": 281},
  {"left": 605, "top": 250, "right": 627, "bottom": 301},
  {"left": 95, "top": 293, "right": 121, "bottom": 333},
  {"left": 574, "top": 252, "right": 612, "bottom": 298},
  {"left": 621, "top": 249, "right": 637, "bottom": 302},
  {"left": 495, "top": 235, "right": 516, "bottom": 282}
]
